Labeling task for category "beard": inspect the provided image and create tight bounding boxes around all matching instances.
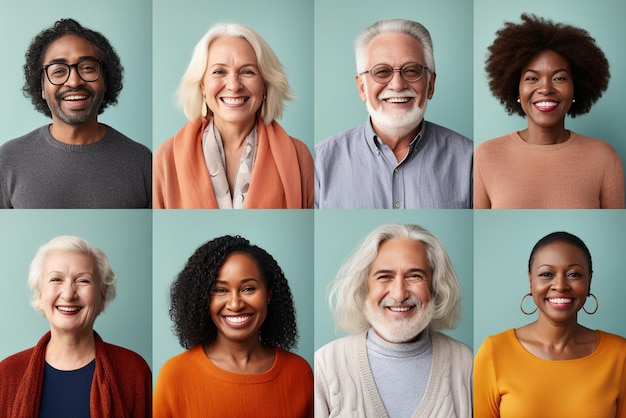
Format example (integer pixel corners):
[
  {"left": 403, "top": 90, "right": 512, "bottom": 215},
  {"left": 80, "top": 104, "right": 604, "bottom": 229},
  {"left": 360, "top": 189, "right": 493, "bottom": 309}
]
[
  {"left": 46, "top": 86, "right": 103, "bottom": 126},
  {"left": 364, "top": 295, "right": 434, "bottom": 343}
]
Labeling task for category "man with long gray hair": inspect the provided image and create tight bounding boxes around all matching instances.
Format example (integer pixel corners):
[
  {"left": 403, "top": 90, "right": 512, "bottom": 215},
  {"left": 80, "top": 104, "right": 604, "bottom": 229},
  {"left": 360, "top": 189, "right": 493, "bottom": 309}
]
[{"left": 314, "top": 223, "right": 472, "bottom": 417}]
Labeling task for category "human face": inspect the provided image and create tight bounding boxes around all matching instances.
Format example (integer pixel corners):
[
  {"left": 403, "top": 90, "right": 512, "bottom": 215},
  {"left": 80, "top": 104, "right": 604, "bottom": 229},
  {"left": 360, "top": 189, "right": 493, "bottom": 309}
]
[
  {"left": 528, "top": 241, "right": 592, "bottom": 324},
  {"left": 203, "top": 37, "right": 266, "bottom": 132},
  {"left": 357, "top": 32, "right": 435, "bottom": 139},
  {"left": 365, "top": 238, "right": 433, "bottom": 343},
  {"left": 38, "top": 251, "right": 104, "bottom": 338},
  {"left": 519, "top": 50, "right": 574, "bottom": 132},
  {"left": 41, "top": 35, "right": 106, "bottom": 126},
  {"left": 210, "top": 253, "right": 271, "bottom": 345}
]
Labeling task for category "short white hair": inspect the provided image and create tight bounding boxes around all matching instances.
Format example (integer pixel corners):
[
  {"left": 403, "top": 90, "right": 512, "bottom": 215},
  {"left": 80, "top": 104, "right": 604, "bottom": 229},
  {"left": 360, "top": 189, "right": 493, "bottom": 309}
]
[
  {"left": 328, "top": 224, "right": 461, "bottom": 334},
  {"left": 177, "top": 22, "right": 294, "bottom": 125},
  {"left": 355, "top": 19, "right": 436, "bottom": 74},
  {"left": 28, "top": 235, "right": 117, "bottom": 314}
]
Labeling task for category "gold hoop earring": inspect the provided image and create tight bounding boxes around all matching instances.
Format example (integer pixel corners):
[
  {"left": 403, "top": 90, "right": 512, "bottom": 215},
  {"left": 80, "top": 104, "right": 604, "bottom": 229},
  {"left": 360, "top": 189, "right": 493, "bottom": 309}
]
[
  {"left": 202, "top": 100, "right": 209, "bottom": 119},
  {"left": 583, "top": 293, "right": 598, "bottom": 315},
  {"left": 520, "top": 292, "right": 537, "bottom": 315}
]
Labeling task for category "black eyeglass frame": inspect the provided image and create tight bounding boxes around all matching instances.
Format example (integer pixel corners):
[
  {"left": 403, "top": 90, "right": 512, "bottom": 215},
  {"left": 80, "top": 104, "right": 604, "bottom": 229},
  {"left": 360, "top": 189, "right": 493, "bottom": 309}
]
[
  {"left": 358, "top": 62, "right": 430, "bottom": 84},
  {"left": 42, "top": 59, "right": 104, "bottom": 86}
]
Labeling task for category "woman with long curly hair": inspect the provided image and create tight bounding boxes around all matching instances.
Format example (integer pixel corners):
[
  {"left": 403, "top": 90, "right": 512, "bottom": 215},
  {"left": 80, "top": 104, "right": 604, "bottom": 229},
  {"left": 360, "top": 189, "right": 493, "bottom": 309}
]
[
  {"left": 474, "top": 14, "right": 624, "bottom": 208},
  {"left": 153, "top": 235, "right": 312, "bottom": 417}
]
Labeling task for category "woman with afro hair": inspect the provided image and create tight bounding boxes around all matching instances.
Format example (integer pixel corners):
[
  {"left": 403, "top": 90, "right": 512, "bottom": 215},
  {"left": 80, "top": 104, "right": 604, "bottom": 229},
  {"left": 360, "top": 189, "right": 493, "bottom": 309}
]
[
  {"left": 153, "top": 235, "right": 313, "bottom": 417},
  {"left": 474, "top": 14, "right": 624, "bottom": 209}
]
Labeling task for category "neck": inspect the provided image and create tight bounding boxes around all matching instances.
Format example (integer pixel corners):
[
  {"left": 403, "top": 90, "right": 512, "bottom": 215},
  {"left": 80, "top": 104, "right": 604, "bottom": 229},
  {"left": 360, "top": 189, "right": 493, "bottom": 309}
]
[
  {"left": 214, "top": 117, "right": 256, "bottom": 150},
  {"left": 49, "top": 118, "right": 105, "bottom": 145},
  {"left": 519, "top": 123, "right": 570, "bottom": 145},
  {"left": 372, "top": 120, "right": 421, "bottom": 162},
  {"left": 205, "top": 334, "right": 274, "bottom": 374},
  {"left": 45, "top": 329, "right": 96, "bottom": 370}
]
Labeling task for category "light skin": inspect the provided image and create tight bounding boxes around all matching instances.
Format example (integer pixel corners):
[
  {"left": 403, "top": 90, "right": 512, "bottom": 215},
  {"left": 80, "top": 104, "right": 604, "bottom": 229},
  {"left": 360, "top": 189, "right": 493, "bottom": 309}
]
[
  {"left": 202, "top": 37, "right": 266, "bottom": 193},
  {"left": 206, "top": 252, "right": 274, "bottom": 374},
  {"left": 357, "top": 32, "right": 435, "bottom": 161},
  {"left": 38, "top": 251, "right": 104, "bottom": 370},
  {"left": 515, "top": 241, "right": 596, "bottom": 360},
  {"left": 366, "top": 238, "right": 432, "bottom": 343},
  {"left": 41, "top": 35, "right": 108, "bottom": 145},
  {"left": 517, "top": 50, "right": 574, "bottom": 145}
]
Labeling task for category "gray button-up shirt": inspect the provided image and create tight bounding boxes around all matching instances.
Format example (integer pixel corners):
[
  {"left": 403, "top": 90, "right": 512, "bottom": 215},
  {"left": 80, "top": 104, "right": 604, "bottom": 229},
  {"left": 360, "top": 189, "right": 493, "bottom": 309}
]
[{"left": 314, "top": 119, "right": 473, "bottom": 208}]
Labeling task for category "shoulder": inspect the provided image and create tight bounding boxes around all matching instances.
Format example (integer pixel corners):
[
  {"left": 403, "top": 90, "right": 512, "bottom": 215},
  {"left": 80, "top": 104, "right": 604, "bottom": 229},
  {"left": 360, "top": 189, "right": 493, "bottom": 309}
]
[
  {"left": 278, "top": 349, "right": 312, "bottom": 370},
  {"left": 570, "top": 132, "right": 621, "bottom": 156},
  {"left": 431, "top": 331, "right": 473, "bottom": 360},
  {"left": 315, "top": 334, "right": 362, "bottom": 364},
  {"left": 424, "top": 121, "right": 473, "bottom": 147},
  {"left": 475, "top": 132, "right": 516, "bottom": 152},
  {"left": 102, "top": 341, "right": 151, "bottom": 374},
  {"left": 0, "top": 127, "right": 46, "bottom": 155},
  {"left": 155, "top": 119, "right": 204, "bottom": 158},
  {"left": 158, "top": 347, "right": 203, "bottom": 378},
  {"left": 104, "top": 126, "right": 152, "bottom": 156},
  {"left": 598, "top": 330, "right": 626, "bottom": 350},
  {"left": 0, "top": 346, "right": 35, "bottom": 374},
  {"left": 315, "top": 123, "right": 366, "bottom": 156}
]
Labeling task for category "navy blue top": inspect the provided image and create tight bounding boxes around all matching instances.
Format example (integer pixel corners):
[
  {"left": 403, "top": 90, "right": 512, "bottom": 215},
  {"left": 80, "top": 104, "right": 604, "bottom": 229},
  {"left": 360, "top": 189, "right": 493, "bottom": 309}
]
[{"left": 39, "top": 359, "right": 95, "bottom": 418}]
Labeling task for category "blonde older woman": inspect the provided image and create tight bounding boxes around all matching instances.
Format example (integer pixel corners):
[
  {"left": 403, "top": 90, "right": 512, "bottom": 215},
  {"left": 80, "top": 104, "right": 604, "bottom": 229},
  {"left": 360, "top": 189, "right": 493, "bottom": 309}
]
[
  {"left": 153, "top": 23, "right": 313, "bottom": 208},
  {"left": 0, "top": 236, "right": 151, "bottom": 418}
]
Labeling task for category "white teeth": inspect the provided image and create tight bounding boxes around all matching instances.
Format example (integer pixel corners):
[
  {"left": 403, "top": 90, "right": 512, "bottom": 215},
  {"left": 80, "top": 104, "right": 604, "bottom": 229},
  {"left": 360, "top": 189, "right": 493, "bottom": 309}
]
[
  {"left": 57, "top": 306, "right": 81, "bottom": 312},
  {"left": 384, "top": 97, "right": 411, "bottom": 103},
  {"left": 222, "top": 97, "right": 246, "bottom": 105},
  {"left": 535, "top": 101, "right": 558, "bottom": 108},
  {"left": 64, "top": 95, "right": 88, "bottom": 101},
  {"left": 548, "top": 298, "right": 573, "bottom": 304},
  {"left": 387, "top": 306, "right": 411, "bottom": 312},
  {"left": 224, "top": 315, "right": 252, "bottom": 324}
]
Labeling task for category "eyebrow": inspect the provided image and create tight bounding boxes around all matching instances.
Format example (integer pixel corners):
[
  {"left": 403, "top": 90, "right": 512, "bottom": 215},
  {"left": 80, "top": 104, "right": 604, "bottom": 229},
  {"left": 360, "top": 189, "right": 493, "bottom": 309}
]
[
  {"left": 44, "top": 56, "right": 100, "bottom": 66},
  {"left": 214, "top": 277, "right": 261, "bottom": 285},
  {"left": 208, "top": 63, "right": 259, "bottom": 69},
  {"left": 371, "top": 267, "right": 430, "bottom": 276},
  {"left": 536, "top": 263, "right": 584, "bottom": 269},
  {"left": 522, "top": 68, "right": 570, "bottom": 75}
]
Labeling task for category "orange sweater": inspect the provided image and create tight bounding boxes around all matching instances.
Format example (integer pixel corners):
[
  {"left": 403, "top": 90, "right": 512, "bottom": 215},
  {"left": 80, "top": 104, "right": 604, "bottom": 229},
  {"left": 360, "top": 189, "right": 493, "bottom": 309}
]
[
  {"left": 474, "top": 131, "right": 625, "bottom": 208},
  {"left": 153, "top": 346, "right": 313, "bottom": 418},
  {"left": 474, "top": 329, "right": 626, "bottom": 418},
  {"left": 153, "top": 117, "right": 314, "bottom": 209}
]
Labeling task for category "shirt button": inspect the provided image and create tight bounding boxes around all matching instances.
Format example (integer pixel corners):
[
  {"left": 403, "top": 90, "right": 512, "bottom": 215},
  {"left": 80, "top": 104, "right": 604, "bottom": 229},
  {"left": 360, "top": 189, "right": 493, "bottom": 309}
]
[
  {"left": 394, "top": 168, "right": 398, "bottom": 173},
  {"left": 394, "top": 202, "right": 400, "bottom": 208}
]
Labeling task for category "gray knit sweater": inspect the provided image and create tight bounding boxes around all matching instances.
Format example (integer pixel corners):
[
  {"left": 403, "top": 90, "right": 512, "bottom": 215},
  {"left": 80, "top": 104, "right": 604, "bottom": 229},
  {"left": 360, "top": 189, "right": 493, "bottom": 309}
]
[
  {"left": 314, "top": 330, "right": 473, "bottom": 418},
  {"left": 0, "top": 125, "right": 151, "bottom": 208}
]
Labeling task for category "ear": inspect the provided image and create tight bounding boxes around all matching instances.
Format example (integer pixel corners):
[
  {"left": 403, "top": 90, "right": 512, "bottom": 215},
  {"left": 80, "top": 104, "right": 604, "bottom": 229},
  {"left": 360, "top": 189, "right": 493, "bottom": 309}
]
[
  {"left": 356, "top": 74, "right": 367, "bottom": 102},
  {"left": 588, "top": 272, "right": 593, "bottom": 294},
  {"left": 426, "top": 72, "right": 436, "bottom": 100},
  {"left": 527, "top": 271, "right": 533, "bottom": 293}
]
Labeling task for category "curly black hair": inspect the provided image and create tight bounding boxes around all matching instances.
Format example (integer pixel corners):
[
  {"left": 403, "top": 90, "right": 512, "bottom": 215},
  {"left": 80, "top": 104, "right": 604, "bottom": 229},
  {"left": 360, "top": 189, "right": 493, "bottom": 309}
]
[
  {"left": 485, "top": 14, "right": 610, "bottom": 118},
  {"left": 23, "top": 18, "right": 123, "bottom": 117},
  {"left": 169, "top": 235, "right": 299, "bottom": 351}
]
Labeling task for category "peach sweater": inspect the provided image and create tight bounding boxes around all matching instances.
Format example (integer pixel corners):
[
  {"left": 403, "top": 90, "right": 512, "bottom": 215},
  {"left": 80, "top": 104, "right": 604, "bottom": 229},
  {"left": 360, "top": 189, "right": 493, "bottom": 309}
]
[
  {"left": 153, "top": 117, "right": 314, "bottom": 209},
  {"left": 153, "top": 346, "right": 313, "bottom": 418},
  {"left": 474, "top": 131, "right": 624, "bottom": 208}
]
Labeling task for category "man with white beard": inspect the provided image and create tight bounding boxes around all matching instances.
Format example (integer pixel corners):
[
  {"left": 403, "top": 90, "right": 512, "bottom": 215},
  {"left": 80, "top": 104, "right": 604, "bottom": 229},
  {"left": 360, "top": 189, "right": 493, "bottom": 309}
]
[
  {"left": 315, "top": 19, "right": 472, "bottom": 208},
  {"left": 314, "top": 224, "right": 472, "bottom": 418}
]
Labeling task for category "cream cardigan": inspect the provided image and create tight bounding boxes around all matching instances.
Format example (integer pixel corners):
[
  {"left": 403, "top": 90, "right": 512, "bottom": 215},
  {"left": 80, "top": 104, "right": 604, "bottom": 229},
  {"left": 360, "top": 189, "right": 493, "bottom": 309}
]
[{"left": 314, "top": 330, "right": 473, "bottom": 418}]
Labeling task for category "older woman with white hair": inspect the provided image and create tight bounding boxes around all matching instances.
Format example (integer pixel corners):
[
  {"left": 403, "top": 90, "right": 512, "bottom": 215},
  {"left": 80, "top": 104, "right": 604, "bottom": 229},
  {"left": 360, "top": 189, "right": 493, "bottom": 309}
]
[
  {"left": 315, "top": 223, "right": 472, "bottom": 417},
  {"left": 0, "top": 236, "right": 151, "bottom": 418},
  {"left": 153, "top": 23, "right": 314, "bottom": 208}
]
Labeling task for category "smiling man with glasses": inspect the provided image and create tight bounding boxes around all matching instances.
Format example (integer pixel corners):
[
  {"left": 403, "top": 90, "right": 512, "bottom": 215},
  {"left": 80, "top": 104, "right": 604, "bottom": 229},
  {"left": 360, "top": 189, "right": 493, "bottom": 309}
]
[
  {"left": 0, "top": 18, "right": 151, "bottom": 208},
  {"left": 315, "top": 19, "right": 473, "bottom": 209}
]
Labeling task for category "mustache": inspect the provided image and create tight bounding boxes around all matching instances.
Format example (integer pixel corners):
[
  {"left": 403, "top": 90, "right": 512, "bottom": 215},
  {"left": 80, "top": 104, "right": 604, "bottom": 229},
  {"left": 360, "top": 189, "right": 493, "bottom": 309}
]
[
  {"left": 379, "top": 296, "right": 421, "bottom": 308},
  {"left": 55, "top": 87, "right": 95, "bottom": 101}
]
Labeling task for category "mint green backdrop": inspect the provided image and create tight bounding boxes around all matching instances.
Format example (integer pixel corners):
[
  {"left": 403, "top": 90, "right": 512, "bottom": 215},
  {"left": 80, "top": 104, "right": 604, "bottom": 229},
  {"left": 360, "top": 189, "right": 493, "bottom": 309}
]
[
  {"left": 0, "top": 0, "right": 152, "bottom": 149},
  {"left": 473, "top": 0, "right": 626, "bottom": 200},
  {"left": 152, "top": 210, "right": 314, "bottom": 386},
  {"left": 314, "top": 0, "right": 473, "bottom": 144},
  {"left": 0, "top": 210, "right": 153, "bottom": 368},
  {"left": 314, "top": 210, "right": 473, "bottom": 350},
  {"left": 152, "top": 0, "right": 313, "bottom": 151},
  {"left": 474, "top": 210, "right": 626, "bottom": 353}
]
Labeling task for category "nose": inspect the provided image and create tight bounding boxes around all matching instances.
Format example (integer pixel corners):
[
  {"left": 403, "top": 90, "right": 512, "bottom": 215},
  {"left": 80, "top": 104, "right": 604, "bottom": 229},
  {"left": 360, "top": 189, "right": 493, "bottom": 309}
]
[
  {"left": 389, "top": 276, "right": 409, "bottom": 302},
  {"left": 225, "top": 72, "right": 243, "bottom": 91},
  {"left": 551, "top": 273, "right": 569, "bottom": 291},
  {"left": 227, "top": 291, "right": 244, "bottom": 311},
  {"left": 537, "top": 77, "right": 554, "bottom": 95},
  {"left": 63, "top": 66, "right": 84, "bottom": 87},
  {"left": 386, "top": 69, "right": 408, "bottom": 90},
  {"left": 61, "top": 281, "right": 78, "bottom": 300}
]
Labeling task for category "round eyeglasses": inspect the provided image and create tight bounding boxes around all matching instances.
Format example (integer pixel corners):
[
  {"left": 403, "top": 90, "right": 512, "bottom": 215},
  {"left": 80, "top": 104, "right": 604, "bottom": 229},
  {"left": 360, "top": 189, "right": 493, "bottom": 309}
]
[
  {"left": 359, "top": 62, "right": 429, "bottom": 84},
  {"left": 43, "top": 59, "right": 103, "bottom": 85}
]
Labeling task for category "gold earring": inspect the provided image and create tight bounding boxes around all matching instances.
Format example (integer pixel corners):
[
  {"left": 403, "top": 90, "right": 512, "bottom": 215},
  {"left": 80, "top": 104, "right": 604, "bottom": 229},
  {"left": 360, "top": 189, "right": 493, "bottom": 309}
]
[
  {"left": 520, "top": 292, "right": 537, "bottom": 315},
  {"left": 583, "top": 293, "right": 598, "bottom": 315}
]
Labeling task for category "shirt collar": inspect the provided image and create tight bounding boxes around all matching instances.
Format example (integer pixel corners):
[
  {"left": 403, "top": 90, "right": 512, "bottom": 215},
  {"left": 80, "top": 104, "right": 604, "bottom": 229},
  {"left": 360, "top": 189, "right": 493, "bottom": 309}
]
[{"left": 365, "top": 117, "right": 427, "bottom": 159}]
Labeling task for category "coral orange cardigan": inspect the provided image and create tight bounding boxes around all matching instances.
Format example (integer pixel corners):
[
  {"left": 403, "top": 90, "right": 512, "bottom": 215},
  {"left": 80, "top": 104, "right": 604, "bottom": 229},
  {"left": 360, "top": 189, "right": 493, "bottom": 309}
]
[{"left": 153, "top": 117, "right": 314, "bottom": 208}]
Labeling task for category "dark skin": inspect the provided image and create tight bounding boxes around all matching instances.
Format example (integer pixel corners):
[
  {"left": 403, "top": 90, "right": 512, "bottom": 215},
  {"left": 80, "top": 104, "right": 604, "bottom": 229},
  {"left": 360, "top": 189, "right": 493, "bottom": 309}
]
[{"left": 515, "top": 241, "right": 596, "bottom": 360}]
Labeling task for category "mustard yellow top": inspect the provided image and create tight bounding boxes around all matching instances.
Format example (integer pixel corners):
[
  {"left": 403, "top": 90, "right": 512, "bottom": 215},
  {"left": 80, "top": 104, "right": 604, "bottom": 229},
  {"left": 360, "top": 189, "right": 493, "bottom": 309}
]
[{"left": 474, "top": 328, "right": 626, "bottom": 418}]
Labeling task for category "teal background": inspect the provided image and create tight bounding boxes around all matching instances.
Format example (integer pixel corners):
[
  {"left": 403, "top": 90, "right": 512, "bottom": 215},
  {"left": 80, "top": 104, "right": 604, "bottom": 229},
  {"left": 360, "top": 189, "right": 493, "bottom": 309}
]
[
  {"left": 0, "top": 0, "right": 152, "bottom": 149},
  {"left": 473, "top": 0, "right": 626, "bottom": 192},
  {"left": 152, "top": 210, "right": 314, "bottom": 386},
  {"left": 314, "top": 0, "right": 473, "bottom": 144},
  {"left": 0, "top": 210, "right": 153, "bottom": 368},
  {"left": 152, "top": 0, "right": 313, "bottom": 151},
  {"left": 314, "top": 210, "right": 474, "bottom": 350},
  {"left": 474, "top": 210, "right": 626, "bottom": 353}
]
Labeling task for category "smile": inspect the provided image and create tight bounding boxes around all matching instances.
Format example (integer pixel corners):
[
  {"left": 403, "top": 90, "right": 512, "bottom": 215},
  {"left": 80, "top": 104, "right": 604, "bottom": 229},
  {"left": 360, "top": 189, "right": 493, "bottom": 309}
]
[
  {"left": 382, "top": 97, "right": 413, "bottom": 104},
  {"left": 223, "top": 314, "right": 253, "bottom": 324},
  {"left": 385, "top": 305, "right": 414, "bottom": 312},
  {"left": 221, "top": 97, "right": 248, "bottom": 105},
  {"left": 57, "top": 306, "right": 82, "bottom": 313},
  {"left": 547, "top": 298, "right": 573, "bottom": 304},
  {"left": 533, "top": 100, "right": 559, "bottom": 111},
  {"left": 63, "top": 95, "right": 89, "bottom": 101}
]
